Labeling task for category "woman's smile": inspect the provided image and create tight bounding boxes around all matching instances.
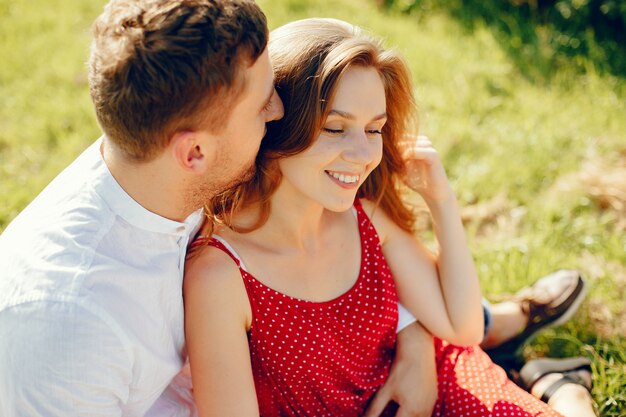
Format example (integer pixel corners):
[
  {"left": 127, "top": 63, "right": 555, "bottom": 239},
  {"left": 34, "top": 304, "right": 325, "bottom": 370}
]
[{"left": 325, "top": 170, "right": 361, "bottom": 189}]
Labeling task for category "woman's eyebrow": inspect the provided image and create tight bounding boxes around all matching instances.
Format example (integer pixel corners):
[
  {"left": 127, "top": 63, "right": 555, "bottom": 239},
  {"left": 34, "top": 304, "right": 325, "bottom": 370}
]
[{"left": 328, "top": 109, "right": 387, "bottom": 121}]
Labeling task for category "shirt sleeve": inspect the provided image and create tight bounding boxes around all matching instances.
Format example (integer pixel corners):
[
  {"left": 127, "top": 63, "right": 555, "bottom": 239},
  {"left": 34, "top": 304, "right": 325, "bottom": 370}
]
[
  {"left": 396, "top": 302, "right": 417, "bottom": 333},
  {"left": 0, "top": 300, "right": 132, "bottom": 417}
]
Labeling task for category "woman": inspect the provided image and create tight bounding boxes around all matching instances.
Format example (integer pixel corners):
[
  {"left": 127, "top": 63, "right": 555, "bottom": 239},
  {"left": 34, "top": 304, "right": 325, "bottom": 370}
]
[{"left": 184, "top": 18, "right": 594, "bottom": 417}]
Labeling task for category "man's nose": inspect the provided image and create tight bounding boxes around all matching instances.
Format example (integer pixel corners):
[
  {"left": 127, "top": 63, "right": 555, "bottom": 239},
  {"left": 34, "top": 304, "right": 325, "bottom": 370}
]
[{"left": 268, "top": 89, "right": 284, "bottom": 121}]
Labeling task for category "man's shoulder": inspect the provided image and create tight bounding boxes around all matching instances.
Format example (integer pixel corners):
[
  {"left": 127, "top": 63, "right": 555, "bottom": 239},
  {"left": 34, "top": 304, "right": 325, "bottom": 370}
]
[
  {"left": 3, "top": 139, "right": 109, "bottom": 231},
  {"left": 0, "top": 139, "right": 121, "bottom": 305},
  {"left": 0, "top": 146, "right": 116, "bottom": 257},
  {"left": 0, "top": 204, "right": 115, "bottom": 311}
]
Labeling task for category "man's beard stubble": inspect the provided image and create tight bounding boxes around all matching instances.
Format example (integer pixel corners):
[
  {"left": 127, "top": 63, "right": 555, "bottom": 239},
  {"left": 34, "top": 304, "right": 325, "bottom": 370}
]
[{"left": 183, "top": 158, "right": 256, "bottom": 215}]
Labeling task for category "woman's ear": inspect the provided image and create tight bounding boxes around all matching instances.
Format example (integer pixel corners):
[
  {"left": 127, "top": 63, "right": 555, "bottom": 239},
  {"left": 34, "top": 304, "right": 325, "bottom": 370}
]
[{"left": 170, "top": 131, "right": 214, "bottom": 174}]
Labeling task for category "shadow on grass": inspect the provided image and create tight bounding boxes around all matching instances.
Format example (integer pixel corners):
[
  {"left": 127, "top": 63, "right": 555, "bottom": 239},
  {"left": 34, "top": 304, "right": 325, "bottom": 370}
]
[{"left": 378, "top": 0, "right": 626, "bottom": 82}]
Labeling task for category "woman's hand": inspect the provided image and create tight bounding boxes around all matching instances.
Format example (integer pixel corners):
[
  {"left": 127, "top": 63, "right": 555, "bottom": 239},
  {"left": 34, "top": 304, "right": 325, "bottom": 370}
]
[{"left": 400, "top": 135, "right": 453, "bottom": 203}]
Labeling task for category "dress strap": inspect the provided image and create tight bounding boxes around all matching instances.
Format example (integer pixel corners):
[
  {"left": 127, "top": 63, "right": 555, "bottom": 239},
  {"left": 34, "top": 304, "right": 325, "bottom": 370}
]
[
  {"left": 192, "top": 235, "right": 249, "bottom": 272},
  {"left": 352, "top": 198, "right": 367, "bottom": 220}
]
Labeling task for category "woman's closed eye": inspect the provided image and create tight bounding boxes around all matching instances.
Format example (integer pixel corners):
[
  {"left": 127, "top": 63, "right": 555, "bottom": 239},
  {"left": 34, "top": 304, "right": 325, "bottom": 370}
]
[{"left": 322, "top": 127, "right": 344, "bottom": 135}]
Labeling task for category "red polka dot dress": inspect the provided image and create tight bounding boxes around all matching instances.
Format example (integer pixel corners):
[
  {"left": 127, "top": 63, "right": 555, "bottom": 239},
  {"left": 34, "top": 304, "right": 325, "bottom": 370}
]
[
  {"left": 194, "top": 200, "right": 563, "bottom": 417},
  {"left": 432, "top": 339, "right": 563, "bottom": 416},
  {"left": 196, "top": 200, "right": 398, "bottom": 416}
]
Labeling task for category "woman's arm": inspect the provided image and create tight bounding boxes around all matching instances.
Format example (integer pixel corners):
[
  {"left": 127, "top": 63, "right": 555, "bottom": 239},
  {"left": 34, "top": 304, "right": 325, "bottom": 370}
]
[
  {"left": 362, "top": 136, "right": 484, "bottom": 346},
  {"left": 378, "top": 198, "right": 483, "bottom": 346},
  {"left": 183, "top": 247, "right": 259, "bottom": 417}
]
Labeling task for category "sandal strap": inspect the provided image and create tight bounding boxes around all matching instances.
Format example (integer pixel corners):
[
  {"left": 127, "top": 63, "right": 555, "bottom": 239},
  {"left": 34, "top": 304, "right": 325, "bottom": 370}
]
[
  {"left": 540, "top": 374, "right": 590, "bottom": 403},
  {"left": 518, "top": 357, "right": 592, "bottom": 391}
]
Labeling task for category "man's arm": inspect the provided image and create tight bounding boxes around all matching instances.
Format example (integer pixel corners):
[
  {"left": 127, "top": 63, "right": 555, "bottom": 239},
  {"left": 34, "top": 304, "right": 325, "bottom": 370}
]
[
  {"left": 0, "top": 301, "right": 132, "bottom": 416},
  {"left": 364, "top": 321, "right": 437, "bottom": 417}
]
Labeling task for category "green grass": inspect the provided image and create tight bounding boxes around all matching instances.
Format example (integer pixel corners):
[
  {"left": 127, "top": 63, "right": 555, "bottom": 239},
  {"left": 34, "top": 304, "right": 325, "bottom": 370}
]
[
  {"left": 1, "top": 0, "right": 624, "bottom": 414},
  {"left": 0, "top": 0, "right": 102, "bottom": 226}
]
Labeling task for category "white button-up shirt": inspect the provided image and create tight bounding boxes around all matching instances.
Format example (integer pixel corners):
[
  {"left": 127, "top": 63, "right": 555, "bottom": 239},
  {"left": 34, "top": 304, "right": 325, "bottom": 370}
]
[{"left": 0, "top": 139, "right": 202, "bottom": 416}]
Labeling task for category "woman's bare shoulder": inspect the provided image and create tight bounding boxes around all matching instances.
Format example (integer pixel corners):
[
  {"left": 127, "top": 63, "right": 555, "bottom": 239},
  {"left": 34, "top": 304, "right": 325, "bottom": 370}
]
[{"left": 184, "top": 239, "right": 244, "bottom": 296}]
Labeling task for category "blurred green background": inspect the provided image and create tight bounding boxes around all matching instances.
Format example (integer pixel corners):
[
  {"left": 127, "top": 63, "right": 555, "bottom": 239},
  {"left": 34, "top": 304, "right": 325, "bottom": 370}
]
[{"left": 1, "top": 0, "right": 624, "bottom": 414}]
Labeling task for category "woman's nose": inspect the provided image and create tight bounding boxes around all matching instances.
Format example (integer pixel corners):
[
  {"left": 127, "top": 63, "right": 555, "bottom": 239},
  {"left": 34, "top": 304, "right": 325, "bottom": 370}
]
[{"left": 342, "top": 132, "right": 378, "bottom": 163}]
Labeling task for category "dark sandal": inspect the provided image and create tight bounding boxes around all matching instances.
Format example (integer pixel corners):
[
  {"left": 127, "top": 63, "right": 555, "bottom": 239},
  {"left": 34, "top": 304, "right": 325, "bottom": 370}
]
[
  {"left": 516, "top": 357, "right": 592, "bottom": 403},
  {"left": 539, "top": 373, "right": 590, "bottom": 403},
  {"left": 485, "top": 270, "right": 587, "bottom": 366}
]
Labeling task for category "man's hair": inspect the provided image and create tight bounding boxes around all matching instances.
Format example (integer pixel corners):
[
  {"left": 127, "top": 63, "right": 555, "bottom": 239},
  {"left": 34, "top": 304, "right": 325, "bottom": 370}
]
[{"left": 89, "top": 0, "right": 268, "bottom": 161}]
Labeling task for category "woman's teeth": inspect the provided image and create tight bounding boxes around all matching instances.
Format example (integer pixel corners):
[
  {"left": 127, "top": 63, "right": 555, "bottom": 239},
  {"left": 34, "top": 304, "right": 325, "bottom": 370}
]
[{"left": 329, "top": 172, "right": 359, "bottom": 184}]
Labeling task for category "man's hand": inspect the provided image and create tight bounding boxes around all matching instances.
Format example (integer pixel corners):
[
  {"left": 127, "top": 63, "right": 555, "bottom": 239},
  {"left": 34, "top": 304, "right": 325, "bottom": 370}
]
[{"left": 364, "top": 322, "right": 438, "bottom": 417}]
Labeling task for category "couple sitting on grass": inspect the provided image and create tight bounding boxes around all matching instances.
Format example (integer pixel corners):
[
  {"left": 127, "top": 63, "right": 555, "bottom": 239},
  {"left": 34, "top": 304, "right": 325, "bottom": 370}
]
[{"left": 0, "top": 1, "right": 595, "bottom": 416}]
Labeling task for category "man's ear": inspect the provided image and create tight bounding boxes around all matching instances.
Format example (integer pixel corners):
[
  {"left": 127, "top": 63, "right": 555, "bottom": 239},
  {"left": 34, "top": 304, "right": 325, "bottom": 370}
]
[{"left": 170, "top": 131, "right": 214, "bottom": 173}]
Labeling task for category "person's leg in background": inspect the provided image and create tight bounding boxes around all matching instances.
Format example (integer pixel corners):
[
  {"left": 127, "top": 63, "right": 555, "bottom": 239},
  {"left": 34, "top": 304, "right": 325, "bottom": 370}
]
[
  {"left": 481, "top": 269, "right": 587, "bottom": 363},
  {"left": 479, "top": 269, "right": 596, "bottom": 416}
]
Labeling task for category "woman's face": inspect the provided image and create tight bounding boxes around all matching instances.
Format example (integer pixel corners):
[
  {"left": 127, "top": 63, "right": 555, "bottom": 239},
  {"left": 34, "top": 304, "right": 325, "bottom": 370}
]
[{"left": 278, "top": 65, "right": 386, "bottom": 211}]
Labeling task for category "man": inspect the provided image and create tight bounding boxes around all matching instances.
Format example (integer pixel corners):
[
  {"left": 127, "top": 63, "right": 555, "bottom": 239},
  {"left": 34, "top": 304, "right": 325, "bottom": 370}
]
[
  {"left": 0, "top": 1, "right": 430, "bottom": 416},
  {"left": 0, "top": 0, "right": 281, "bottom": 415}
]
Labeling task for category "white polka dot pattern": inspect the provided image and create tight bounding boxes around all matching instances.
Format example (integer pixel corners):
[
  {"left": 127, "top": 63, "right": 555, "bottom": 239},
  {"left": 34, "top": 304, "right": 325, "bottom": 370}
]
[
  {"left": 205, "top": 200, "right": 398, "bottom": 416},
  {"left": 432, "top": 339, "right": 564, "bottom": 417}
]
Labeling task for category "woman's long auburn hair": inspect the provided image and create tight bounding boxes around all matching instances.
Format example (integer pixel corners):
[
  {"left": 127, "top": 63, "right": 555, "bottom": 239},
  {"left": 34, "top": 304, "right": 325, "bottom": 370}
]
[{"left": 205, "top": 18, "right": 418, "bottom": 234}]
